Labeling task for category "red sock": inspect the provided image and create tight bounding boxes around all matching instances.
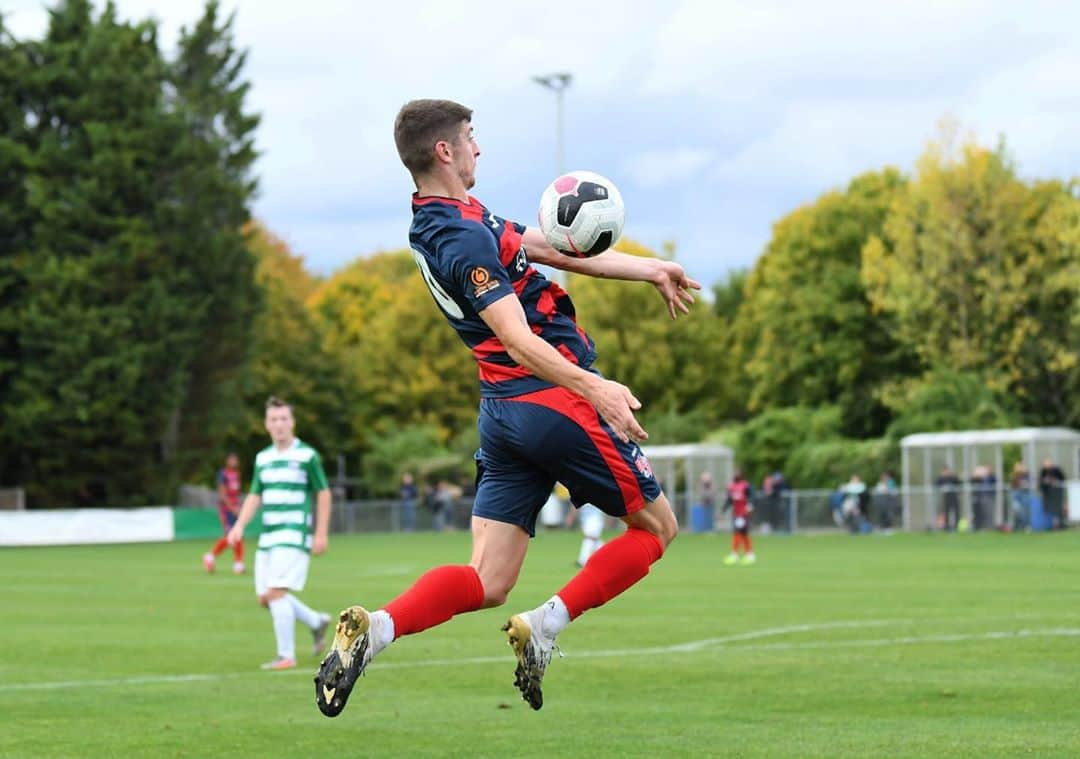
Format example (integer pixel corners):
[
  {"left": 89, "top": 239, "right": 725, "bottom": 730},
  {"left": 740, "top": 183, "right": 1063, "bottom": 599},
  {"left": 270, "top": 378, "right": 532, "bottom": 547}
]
[
  {"left": 743, "top": 534, "right": 753, "bottom": 553},
  {"left": 383, "top": 565, "right": 485, "bottom": 639},
  {"left": 211, "top": 537, "right": 228, "bottom": 556},
  {"left": 233, "top": 540, "right": 244, "bottom": 562},
  {"left": 731, "top": 534, "right": 741, "bottom": 553},
  {"left": 556, "top": 528, "right": 664, "bottom": 620}
]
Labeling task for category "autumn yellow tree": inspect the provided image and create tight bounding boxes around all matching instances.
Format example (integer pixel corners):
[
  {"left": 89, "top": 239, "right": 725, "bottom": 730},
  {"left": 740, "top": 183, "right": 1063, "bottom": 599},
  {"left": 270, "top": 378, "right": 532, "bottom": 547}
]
[
  {"left": 309, "top": 250, "right": 478, "bottom": 450},
  {"left": 862, "top": 133, "right": 1080, "bottom": 425}
]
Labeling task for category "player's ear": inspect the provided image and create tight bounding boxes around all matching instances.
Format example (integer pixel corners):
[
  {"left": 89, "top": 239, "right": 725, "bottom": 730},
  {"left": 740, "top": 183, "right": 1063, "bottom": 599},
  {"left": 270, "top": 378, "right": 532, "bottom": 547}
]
[{"left": 434, "top": 139, "right": 452, "bottom": 163}]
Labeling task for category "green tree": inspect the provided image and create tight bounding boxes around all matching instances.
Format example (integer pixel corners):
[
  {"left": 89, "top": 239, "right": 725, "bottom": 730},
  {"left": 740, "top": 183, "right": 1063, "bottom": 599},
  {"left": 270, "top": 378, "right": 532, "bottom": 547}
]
[
  {"left": 4, "top": 0, "right": 192, "bottom": 506},
  {"left": 884, "top": 368, "right": 1019, "bottom": 441},
  {"left": 733, "top": 168, "right": 914, "bottom": 437},
  {"left": 310, "top": 250, "right": 479, "bottom": 452},
  {"left": 1, "top": 1, "right": 260, "bottom": 506},
  {"left": 0, "top": 18, "right": 33, "bottom": 489},
  {"left": 163, "top": 0, "right": 260, "bottom": 469}
]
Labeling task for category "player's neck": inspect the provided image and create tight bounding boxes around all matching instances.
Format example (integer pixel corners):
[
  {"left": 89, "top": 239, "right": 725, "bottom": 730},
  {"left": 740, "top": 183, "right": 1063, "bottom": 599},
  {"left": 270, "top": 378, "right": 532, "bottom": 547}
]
[
  {"left": 415, "top": 173, "right": 468, "bottom": 203},
  {"left": 272, "top": 436, "right": 295, "bottom": 452}
]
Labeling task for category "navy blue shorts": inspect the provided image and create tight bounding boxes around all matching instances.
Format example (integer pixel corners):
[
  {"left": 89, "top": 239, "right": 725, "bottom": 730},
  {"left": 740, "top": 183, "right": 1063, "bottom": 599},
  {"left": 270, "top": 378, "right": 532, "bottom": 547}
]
[
  {"left": 219, "top": 508, "right": 238, "bottom": 531},
  {"left": 472, "top": 386, "right": 662, "bottom": 536}
]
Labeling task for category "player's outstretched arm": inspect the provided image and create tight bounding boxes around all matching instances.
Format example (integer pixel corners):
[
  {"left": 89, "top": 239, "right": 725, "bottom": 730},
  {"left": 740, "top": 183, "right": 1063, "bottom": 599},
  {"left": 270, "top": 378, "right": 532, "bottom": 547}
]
[
  {"left": 227, "top": 493, "right": 261, "bottom": 545},
  {"left": 521, "top": 227, "right": 701, "bottom": 320},
  {"left": 312, "top": 488, "right": 331, "bottom": 555},
  {"left": 479, "top": 293, "right": 648, "bottom": 443}
]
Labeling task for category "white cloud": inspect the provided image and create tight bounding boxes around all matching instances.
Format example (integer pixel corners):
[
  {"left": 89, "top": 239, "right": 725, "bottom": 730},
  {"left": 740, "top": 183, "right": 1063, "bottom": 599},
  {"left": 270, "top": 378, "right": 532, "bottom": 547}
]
[
  {"left": 5, "top": 0, "right": 1080, "bottom": 282},
  {"left": 622, "top": 148, "right": 716, "bottom": 189}
]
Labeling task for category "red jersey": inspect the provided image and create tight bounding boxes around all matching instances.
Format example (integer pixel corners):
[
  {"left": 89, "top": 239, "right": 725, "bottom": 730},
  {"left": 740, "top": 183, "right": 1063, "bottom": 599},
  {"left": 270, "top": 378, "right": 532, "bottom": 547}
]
[
  {"left": 726, "top": 479, "right": 753, "bottom": 518},
  {"left": 217, "top": 466, "right": 241, "bottom": 512}
]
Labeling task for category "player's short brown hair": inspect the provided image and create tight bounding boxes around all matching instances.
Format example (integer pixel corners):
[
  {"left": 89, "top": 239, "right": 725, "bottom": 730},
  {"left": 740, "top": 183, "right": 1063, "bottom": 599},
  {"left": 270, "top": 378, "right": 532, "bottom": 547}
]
[
  {"left": 265, "top": 395, "right": 291, "bottom": 412},
  {"left": 394, "top": 99, "right": 473, "bottom": 178}
]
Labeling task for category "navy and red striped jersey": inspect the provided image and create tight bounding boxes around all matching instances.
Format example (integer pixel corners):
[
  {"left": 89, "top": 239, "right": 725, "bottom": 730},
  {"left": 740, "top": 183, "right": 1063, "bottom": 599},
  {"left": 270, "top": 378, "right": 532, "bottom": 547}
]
[{"left": 409, "top": 193, "right": 596, "bottom": 398}]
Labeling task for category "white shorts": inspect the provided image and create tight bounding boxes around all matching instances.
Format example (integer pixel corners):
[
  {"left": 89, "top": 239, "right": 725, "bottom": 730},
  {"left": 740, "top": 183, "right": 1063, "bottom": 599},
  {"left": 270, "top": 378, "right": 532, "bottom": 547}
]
[{"left": 255, "top": 547, "right": 310, "bottom": 596}]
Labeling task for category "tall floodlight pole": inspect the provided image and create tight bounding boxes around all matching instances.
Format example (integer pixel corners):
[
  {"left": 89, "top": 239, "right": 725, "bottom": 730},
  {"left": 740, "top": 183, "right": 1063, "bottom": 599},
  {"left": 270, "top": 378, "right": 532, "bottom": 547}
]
[
  {"left": 533, "top": 73, "right": 572, "bottom": 285},
  {"left": 532, "top": 73, "right": 572, "bottom": 177}
]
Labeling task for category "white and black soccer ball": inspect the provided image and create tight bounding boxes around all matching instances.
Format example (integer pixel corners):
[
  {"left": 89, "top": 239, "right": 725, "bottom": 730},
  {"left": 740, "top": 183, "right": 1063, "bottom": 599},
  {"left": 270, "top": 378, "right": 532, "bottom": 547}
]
[{"left": 538, "top": 170, "right": 625, "bottom": 257}]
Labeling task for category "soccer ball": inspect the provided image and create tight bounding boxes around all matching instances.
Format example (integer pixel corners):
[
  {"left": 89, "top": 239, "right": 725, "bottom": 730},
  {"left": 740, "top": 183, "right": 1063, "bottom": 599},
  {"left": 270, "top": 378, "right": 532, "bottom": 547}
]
[{"left": 538, "top": 170, "right": 625, "bottom": 257}]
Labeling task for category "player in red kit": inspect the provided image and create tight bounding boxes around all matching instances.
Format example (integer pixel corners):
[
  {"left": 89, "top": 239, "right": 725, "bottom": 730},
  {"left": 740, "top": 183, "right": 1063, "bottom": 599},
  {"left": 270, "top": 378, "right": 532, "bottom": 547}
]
[
  {"left": 723, "top": 469, "right": 756, "bottom": 565},
  {"left": 203, "top": 452, "right": 245, "bottom": 574}
]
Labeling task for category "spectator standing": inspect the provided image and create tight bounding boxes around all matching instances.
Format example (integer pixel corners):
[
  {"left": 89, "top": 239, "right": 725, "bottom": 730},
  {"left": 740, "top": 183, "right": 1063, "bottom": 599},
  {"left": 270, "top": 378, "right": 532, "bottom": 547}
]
[
  {"left": 970, "top": 464, "right": 996, "bottom": 531},
  {"left": 1039, "top": 457, "right": 1067, "bottom": 529},
  {"left": 399, "top": 472, "right": 418, "bottom": 532},
  {"left": 1009, "top": 462, "right": 1031, "bottom": 532},
  {"left": 431, "top": 480, "right": 460, "bottom": 532},
  {"left": 696, "top": 471, "right": 716, "bottom": 532},
  {"left": 771, "top": 472, "right": 791, "bottom": 532},
  {"left": 758, "top": 472, "right": 776, "bottom": 534},
  {"left": 873, "top": 471, "right": 900, "bottom": 532},
  {"left": 840, "top": 474, "right": 869, "bottom": 534},
  {"left": 936, "top": 466, "right": 962, "bottom": 532}
]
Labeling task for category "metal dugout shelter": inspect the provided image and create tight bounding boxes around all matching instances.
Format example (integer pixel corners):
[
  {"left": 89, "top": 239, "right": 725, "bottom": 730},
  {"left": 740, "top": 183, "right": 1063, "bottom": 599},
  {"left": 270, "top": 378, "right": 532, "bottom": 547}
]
[
  {"left": 900, "top": 427, "right": 1080, "bottom": 530},
  {"left": 641, "top": 443, "right": 735, "bottom": 527}
]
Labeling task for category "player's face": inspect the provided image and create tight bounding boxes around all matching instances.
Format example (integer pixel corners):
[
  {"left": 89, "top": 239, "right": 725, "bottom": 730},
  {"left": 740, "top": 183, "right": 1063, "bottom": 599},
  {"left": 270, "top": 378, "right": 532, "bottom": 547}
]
[
  {"left": 225, "top": 454, "right": 239, "bottom": 469},
  {"left": 264, "top": 406, "right": 295, "bottom": 446},
  {"left": 453, "top": 123, "right": 479, "bottom": 189}
]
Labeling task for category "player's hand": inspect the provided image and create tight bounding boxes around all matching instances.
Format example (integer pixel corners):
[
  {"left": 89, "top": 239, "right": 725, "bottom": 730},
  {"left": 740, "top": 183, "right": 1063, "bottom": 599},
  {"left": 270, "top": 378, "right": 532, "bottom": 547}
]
[
  {"left": 586, "top": 378, "right": 648, "bottom": 443},
  {"left": 226, "top": 524, "right": 243, "bottom": 546},
  {"left": 651, "top": 260, "right": 701, "bottom": 320},
  {"left": 312, "top": 533, "right": 328, "bottom": 555}
]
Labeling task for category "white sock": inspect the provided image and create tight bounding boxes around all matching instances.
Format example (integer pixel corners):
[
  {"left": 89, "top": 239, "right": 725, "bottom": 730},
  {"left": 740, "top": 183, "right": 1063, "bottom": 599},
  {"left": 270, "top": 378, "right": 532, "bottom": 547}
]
[
  {"left": 287, "top": 593, "right": 322, "bottom": 629},
  {"left": 577, "top": 539, "right": 592, "bottom": 567},
  {"left": 267, "top": 597, "right": 296, "bottom": 660},
  {"left": 370, "top": 609, "right": 395, "bottom": 657},
  {"left": 538, "top": 595, "right": 571, "bottom": 639}
]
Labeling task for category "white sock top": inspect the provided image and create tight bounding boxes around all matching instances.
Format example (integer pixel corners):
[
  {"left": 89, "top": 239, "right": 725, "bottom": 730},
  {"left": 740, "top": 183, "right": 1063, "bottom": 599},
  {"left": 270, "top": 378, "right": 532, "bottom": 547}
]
[{"left": 539, "top": 595, "right": 571, "bottom": 639}]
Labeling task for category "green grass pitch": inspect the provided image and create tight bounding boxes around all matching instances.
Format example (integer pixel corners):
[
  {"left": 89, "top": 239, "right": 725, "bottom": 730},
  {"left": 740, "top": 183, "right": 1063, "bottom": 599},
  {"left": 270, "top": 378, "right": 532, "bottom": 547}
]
[{"left": 3, "top": 529, "right": 1079, "bottom": 758}]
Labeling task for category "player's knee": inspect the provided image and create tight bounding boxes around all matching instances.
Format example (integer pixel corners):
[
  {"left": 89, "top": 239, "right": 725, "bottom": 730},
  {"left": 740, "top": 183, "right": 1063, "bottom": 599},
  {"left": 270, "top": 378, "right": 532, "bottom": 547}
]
[
  {"left": 479, "top": 577, "right": 515, "bottom": 608},
  {"left": 651, "top": 511, "right": 678, "bottom": 550}
]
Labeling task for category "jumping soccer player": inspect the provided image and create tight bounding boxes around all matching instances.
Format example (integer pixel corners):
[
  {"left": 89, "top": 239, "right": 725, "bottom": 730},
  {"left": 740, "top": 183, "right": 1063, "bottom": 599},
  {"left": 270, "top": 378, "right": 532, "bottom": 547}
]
[
  {"left": 314, "top": 99, "right": 701, "bottom": 716},
  {"left": 227, "top": 397, "right": 332, "bottom": 670},
  {"left": 723, "top": 469, "right": 756, "bottom": 565},
  {"left": 203, "top": 452, "right": 245, "bottom": 574}
]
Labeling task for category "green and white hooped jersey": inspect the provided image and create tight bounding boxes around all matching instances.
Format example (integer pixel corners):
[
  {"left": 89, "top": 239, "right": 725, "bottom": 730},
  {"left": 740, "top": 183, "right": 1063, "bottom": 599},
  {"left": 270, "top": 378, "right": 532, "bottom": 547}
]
[{"left": 250, "top": 439, "right": 329, "bottom": 553}]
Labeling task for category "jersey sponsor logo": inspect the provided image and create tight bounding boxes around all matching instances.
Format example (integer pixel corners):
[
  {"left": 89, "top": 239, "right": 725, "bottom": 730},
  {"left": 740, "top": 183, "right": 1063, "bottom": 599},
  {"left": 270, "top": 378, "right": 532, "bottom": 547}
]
[{"left": 471, "top": 266, "right": 500, "bottom": 298}]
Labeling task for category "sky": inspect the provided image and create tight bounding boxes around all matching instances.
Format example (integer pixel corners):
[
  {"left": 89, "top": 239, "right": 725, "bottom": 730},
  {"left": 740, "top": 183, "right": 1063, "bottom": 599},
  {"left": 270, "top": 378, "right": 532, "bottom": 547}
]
[{"left": 5, "top": 0, "right": 1080, "bottom": 287}]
